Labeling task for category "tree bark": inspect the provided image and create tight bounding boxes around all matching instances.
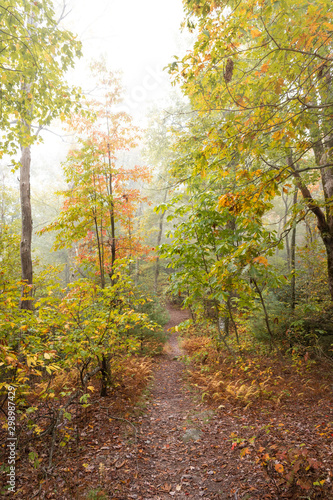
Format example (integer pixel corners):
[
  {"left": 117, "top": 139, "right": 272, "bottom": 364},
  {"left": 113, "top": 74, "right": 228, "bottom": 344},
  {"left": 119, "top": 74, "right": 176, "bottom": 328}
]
[
  {"left": 252, "top": 278, "right": 275, "bottom": 349},
  {"left": 281, "top": 191, "right": 291, "bottom": 271},
  {"left": 100, "top": 354, "right": 109, "bottom": 397},
  {"left": 290, "top": 189, "right": 298, "bottom": 311},
  {"left": 306, "top": 71, "right": 333, "bottom": 299},
  {"left": 289, "top": 156, "right": 333, "bottom": 301},
  {"left": 107, "top": 170, "right": 116, "bottom": 278},
  {"left": 93, "top": 214, "right": 105, "bottom": 289},
  {"left": 20, "top": 142, "right": 33, "bottom": 310},
  {"left": 227, "top": 294, "right": 240, "bottom": 345},
  {"left": 154, "top": 189, "right": 168, "bottom": 294}
]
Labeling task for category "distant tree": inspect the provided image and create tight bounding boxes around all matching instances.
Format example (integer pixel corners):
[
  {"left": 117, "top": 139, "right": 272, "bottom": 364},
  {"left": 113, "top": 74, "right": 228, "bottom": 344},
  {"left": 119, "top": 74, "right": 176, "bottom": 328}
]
[{"left": 42, "top": 63, "right": 151, "bottom": 288}]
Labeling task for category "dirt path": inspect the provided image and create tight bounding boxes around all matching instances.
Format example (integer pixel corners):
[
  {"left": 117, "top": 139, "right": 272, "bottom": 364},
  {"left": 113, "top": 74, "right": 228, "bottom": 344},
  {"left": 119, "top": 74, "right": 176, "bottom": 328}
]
[{"left": 108, "top": 306, "right": 253, "bottom": 500}]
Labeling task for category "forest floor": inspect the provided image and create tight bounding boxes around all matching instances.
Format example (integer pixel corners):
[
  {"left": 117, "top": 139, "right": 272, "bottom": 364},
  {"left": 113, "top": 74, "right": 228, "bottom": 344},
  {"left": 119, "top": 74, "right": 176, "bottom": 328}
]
[
  {"left": 75, "top": 305, "right": 333, "bottom": 500},
  {"left": 5, "top": 305, "right": 333, "bottom": 499}
]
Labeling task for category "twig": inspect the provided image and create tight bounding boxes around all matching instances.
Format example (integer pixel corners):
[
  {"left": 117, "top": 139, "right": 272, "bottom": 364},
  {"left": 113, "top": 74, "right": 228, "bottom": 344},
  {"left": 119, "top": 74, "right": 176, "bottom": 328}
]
[
  {"left": 0, "top": 392, "right": 8, "bottom": 417},
  {"left": 31, "top": 482, "right": 42, "bottom": 499}
]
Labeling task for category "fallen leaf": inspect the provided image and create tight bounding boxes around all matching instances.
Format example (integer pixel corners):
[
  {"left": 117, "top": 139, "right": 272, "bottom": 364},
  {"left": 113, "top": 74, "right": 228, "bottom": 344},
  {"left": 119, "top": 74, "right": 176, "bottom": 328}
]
[
  {"left": 115, "top": 460, "right": 126, "bottom": 469},
  {"left": 275, "top": 463, "right": 284, "bottom": 473}
]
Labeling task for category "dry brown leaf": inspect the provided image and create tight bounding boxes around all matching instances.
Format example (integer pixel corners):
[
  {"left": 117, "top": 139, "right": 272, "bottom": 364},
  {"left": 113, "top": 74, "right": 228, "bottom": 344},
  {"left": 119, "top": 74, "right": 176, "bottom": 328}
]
[{"left": 115, "top": 460, "right": 126, "bottom": 469}]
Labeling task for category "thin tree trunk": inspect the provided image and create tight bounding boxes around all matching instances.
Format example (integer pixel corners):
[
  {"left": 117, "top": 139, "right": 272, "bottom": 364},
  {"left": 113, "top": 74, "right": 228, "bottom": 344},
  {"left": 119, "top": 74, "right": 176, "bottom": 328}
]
[
  {"left": 108, "top": 171, "right": 116, "bottom": 276},
  {"left": 282, "top": 191, "right": 291, "bottom": 272},
  {"left": 305, "top": 219, "right": 313, "bottom": 244},
  {"left": 290, "top": 189, "right": 298, "bottom": 311},
  {"left": 289, "top": 155, "right": 333, "bottom": 300},
  {"left": 128, "top": 214, "right": 132, "bottom": 276},
  {"left": 276, "top": 218, "right": 281, "bottom": 257},
  {"left": 227, "top": 295, "right": 240, "bottom": 345},
  {"left": 252, "top": 278, "right": 275, "bottom": 349},
  {"left": 135, "top": 257, "right": 139, "bottom": 287},
  {"left": 20, "top": 140, "right": 33, "bottom": 310},
  {"left": 0, "top": 171, "right": 5, "bottom": 228},
  {"left": 214, "top": 299, "right": 234, "bottom": 354},
  {"left": 100, "top": 354, "right": 109, "bottom": 397},
  {"left": 19, "top": 9, "right": 35, "bottom": 311},
  {"left": 154, "top": 189, "right": 168, "bottom": 293},
  {"left": 93, "top": 215, "right": 105, "bottom": 289}
]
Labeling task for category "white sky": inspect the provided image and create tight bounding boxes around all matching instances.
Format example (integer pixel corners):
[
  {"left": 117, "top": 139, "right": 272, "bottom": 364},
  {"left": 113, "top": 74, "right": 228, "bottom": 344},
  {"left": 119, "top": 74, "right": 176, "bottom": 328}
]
[
  {"left": 26, "top": 0, "right": 187, "bottom": 211},
  {"left": 64, "top": 0, "right": 186, "bottom": 122}
]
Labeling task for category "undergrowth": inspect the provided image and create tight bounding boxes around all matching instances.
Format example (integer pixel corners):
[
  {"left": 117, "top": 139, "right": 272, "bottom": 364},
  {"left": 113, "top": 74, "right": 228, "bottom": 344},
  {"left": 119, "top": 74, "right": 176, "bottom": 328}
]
[
  {"left": 181, "top": 324, "right": 331, "bottom": 408},
  {"left": 0, "top": 356, "right": 154, "bottom": 497},
  {"left": 179, "top": 321, "right": 333, "bottom": 498}
]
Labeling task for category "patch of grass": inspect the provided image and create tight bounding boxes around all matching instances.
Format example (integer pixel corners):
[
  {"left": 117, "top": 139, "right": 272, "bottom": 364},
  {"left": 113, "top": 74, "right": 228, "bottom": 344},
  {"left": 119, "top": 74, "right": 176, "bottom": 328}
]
[
  {"left": 86, "top": 488, "right": 108, "bottom": 499},
  {"left": 184, "top": 408, "right": 215, "bottom": 426}
]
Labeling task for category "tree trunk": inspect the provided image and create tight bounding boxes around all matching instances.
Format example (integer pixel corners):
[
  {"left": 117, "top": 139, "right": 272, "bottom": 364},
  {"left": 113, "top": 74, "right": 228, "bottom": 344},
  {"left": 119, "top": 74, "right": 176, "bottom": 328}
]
[
  {"left": 100, "top": 354, "right": 109, "bottom": 397},
  {"left": 227, "top": 295, "right": 240, "bottom": 345},
  {"left": 154, "top": 189, "right": 168, "bottom": 293},
  {"left": 93, "top": 214, "right": 105, "bottom": 289},
  {"left": 281, "top": 191, "right": 291, "bottom": 271},
  {"left": 289, "top": 156, "right": 333, "bottom": 301},
  {"left": 107, "top": 171, "right": 116, "bottom": 277},
  {"left": 20, "top": 143, "right": 33, "bottom": 310},
  {"left": 290, "top": 189, "right": 298, "bottom": 311},
  {"left": 135, "top": 257, "right": 139, "bottom": 287},
  {"left": 252, "top": 278, "right": 275, "bottom": 349},
  {"left": 305, "top": 71, "right": 333, "bottom": 300}
]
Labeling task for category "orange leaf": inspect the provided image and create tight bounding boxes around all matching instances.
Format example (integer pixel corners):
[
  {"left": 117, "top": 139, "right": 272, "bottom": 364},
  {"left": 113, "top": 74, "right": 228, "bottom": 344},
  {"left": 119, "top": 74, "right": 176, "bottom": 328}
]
[
  {"left": 240, "top": 447, "right": 250, "bottom": 458},
  {"left": 275, "top": 463, "right": 284, "bottom": 474},
  {"left": 251, "top": 28, "right": 261, "bottom": 38},
  {"left": 253, "top": 256, "right": 268, "bottom": 266}
]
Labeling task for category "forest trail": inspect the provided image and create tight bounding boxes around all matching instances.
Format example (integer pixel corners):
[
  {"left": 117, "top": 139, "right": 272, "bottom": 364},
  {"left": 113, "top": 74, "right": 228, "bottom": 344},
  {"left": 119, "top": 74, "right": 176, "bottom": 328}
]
[
  {"left": 108, "top": 306, "right": 255, "bottom": 500},
  {"left": 11, "top": 306, "right": 332, "bottom": 499}
]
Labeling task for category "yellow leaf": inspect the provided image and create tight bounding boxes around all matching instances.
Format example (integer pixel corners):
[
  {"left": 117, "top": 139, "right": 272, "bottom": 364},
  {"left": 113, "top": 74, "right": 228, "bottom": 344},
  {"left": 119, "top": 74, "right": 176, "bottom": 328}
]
[
  {"left": 27, "top": 356, "right": 35, "bottom": 367},
  {"left": 44, "top": 352, "right": 51, "bottom": 359},
  {"left": 272, "top": 130, "right": 285, "bottom": 140}
]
